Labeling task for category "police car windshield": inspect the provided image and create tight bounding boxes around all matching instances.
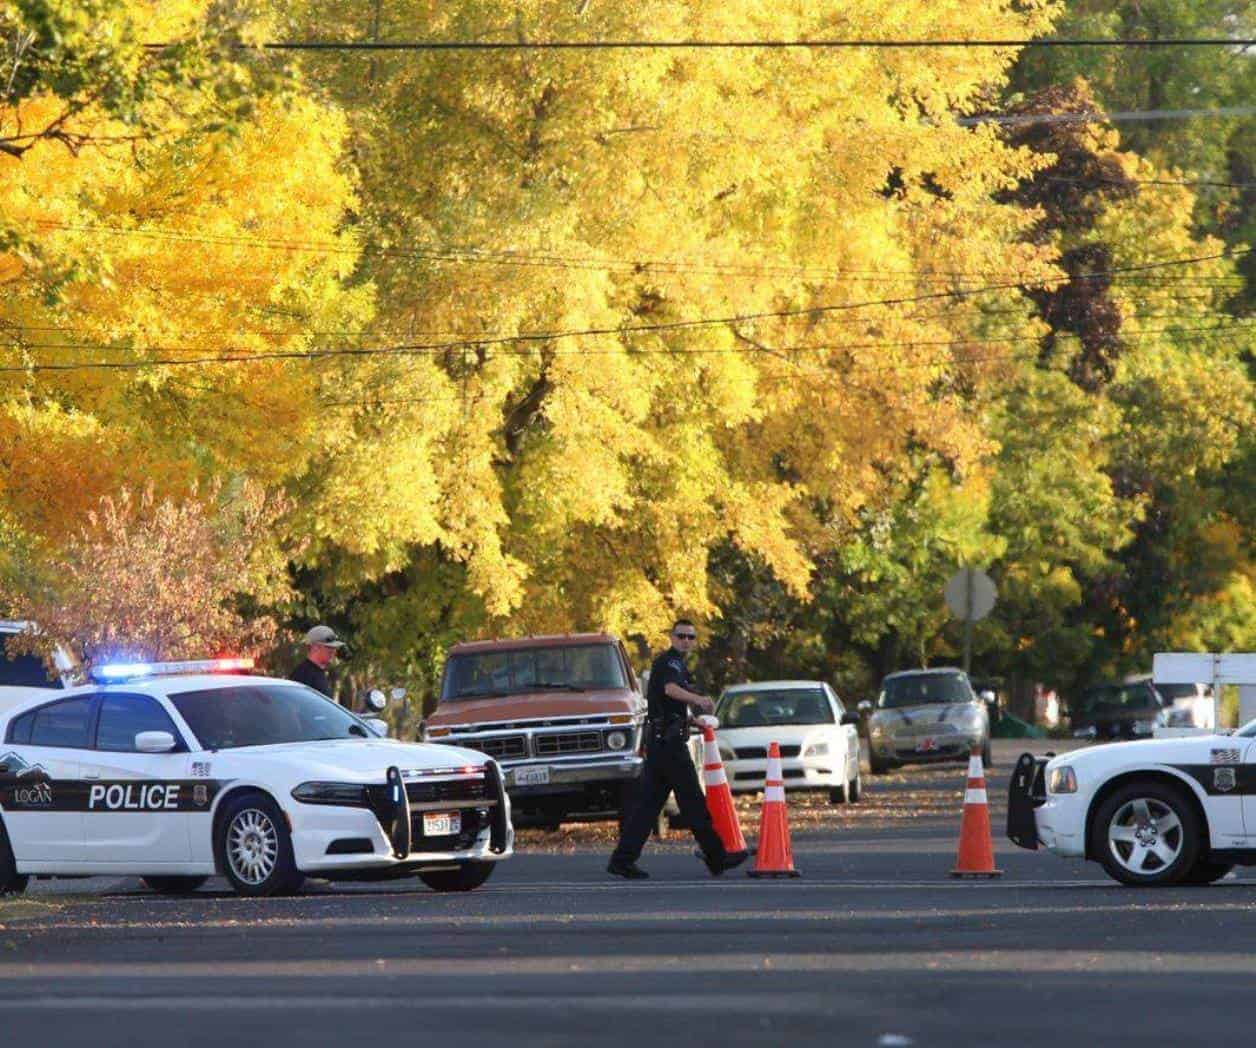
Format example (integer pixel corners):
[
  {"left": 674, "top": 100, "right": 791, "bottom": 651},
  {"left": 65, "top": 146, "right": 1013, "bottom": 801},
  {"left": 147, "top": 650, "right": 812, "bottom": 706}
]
[
  {"left": 170, "top": 684, "right": 368, "bottom": 750},
  {"left": 442, "top": 644, "right": 627, "bottom": 701},
  {"left": 878, "top": 673, "right": 972, "bottom": 709},
  {"left": 717, "top": 689, "right": 833, "bottom": 728}
]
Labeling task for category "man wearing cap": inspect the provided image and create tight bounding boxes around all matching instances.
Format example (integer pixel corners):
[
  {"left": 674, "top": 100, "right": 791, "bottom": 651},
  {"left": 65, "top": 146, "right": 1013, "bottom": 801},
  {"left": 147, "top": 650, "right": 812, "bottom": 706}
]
[
  {"left": 288, "top": 625, "right": 345, "bottom": 700},
  {"left": 607, "top": 619, "right": 748, "bottom": 880}
]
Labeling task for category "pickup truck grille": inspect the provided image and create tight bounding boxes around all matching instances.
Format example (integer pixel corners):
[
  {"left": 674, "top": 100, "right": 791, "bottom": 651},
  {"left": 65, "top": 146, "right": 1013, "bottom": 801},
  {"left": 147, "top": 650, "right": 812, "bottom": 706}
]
[
  {"left": 458, "top": 735, "right": 527, "bottom": 760},
  {"left": 534, "top": 731, "right": 603, "bottom": 757}
]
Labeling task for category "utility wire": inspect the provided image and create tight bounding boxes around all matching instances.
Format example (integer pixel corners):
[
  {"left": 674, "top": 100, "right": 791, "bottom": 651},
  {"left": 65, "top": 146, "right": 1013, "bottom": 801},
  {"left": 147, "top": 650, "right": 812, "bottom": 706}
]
[
  {"left": 3, "top": 318, "right": 1251, "bottom": 376},
  {"left": 144, "top": 38, "right": 1256, "bottom": 52},
  {"left": 26, "top": 220, "right": 1247, "bottom": 286}
]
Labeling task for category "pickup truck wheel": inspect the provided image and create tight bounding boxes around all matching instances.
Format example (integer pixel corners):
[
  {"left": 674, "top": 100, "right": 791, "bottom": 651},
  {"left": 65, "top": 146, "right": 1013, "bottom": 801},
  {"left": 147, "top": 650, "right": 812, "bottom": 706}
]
[
  {"left": 1181, "top": 858, "right": 1234, "bottom": 885},
  {"left": 142, "top": 876, "right": 208, "bottom": 895},
  {"left": 419, "top": 861, "right": 495, "bottom": 892},
  {"left": 1090, "top": 781, "right": 1201, "bottom": 887},
  {"left": 0, "top": 819, "right": 27, "bottom": 896},
  {"left": 215, "top": 792, "right": 304, "bottom": 897}
]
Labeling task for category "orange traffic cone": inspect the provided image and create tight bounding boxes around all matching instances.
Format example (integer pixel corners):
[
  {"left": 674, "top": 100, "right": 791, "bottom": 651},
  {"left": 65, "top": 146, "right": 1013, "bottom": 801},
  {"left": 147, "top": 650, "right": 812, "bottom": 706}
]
[
  {"left": 700, "top": 723, "right": 748, "bottom": 854},
  {"left": 950, "top": 744, "right": 1003, "bottom": 879},
  {"left": 747, "top": 742, "right": 800, "bottom": 879}
]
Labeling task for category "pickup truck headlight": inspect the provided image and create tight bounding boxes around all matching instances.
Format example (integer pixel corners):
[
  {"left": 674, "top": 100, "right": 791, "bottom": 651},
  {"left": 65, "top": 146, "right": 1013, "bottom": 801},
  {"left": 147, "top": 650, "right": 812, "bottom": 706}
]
[
  {"left": 605, "top": 729, "right": 630, "bottom": 750},
  {"left": 291, "top": 781, "right": 370, "bottom": 806},
  {"left": 803, "top": 742, "right": 829, "bottom": 757},
  {"left": 1047, "top": 766, "right": 1077, "bottom": 794}
]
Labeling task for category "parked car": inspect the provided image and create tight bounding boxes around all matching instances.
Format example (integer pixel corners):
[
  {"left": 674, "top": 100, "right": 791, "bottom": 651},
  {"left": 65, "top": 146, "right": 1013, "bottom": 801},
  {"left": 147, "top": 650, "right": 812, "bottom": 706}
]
[
  {"left": 1069, "top": 680, "right": 1167, "bottom": 741},
  {"left": 422, "top": 633, "right": 647, "bottom": 830},
  {"left": 1125, "top": 675, "right": 1215, "bottom": 730},
  {"left": 0, "top": 658, "right": 513, "bottom": 897},
  {"left": 861, "top": 668, "right": 993, "bottom": 774},
  {"left": 0, "top": 621, "right": 78, "bottom": 714},
  {"left": 714, "top": 681, "right": 862, "bottom": 804}
]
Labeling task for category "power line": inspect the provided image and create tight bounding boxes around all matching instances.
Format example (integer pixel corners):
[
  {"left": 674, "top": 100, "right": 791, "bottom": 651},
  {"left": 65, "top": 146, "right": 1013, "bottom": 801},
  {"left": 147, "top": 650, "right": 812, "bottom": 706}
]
[
  {"left": 958, "top": 105, "right": 1256, "bottom": 127},
  {"left": 143, "top": 38, "right": 1256, "bottom": 53},
  {"left": 4, "top": 317, "right": 1252, "bottom": 376},
  {"left": 26, "top": 220, "right": 1249, "bottom": 286}
]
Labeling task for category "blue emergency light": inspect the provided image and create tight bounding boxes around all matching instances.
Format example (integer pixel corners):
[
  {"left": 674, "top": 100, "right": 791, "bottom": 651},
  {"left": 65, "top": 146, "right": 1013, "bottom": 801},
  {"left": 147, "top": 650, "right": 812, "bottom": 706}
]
[{"left": 89, "top": 657, "right": 255, "bottom": 682}]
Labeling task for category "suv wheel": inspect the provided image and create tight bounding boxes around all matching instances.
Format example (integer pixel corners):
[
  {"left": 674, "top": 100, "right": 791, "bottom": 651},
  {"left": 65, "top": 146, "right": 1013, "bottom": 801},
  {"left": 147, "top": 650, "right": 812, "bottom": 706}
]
[
  {"left": 419, "top": 861, "right": 495, "bottom": 892},
  {"left": 0, "top": 819, "right": 28, "bottom": 896},
  {"left": 1090, "top": 781, "right": 1201, "bottom": 887},
  {"left": 215, "top": 792, "right": 304, "bottom": 897}
]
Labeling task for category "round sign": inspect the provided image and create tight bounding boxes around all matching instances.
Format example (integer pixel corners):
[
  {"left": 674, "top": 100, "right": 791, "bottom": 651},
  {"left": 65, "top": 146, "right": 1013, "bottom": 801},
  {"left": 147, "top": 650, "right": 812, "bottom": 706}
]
[{"left": 945, "top": 568, "right": 997, "bottom": 622}]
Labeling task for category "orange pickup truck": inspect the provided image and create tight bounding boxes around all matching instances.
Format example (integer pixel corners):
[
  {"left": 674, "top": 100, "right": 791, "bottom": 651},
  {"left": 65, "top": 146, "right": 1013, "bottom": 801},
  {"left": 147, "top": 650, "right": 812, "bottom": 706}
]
[{"left": 422, "top": 633, "right": 648, "bottom": 828}]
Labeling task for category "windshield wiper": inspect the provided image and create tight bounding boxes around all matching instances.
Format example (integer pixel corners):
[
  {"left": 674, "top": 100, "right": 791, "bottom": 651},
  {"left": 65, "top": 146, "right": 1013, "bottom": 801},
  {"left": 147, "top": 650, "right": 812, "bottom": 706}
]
[
  {"left": 530, "top": 682, "right": 586, "bottom": 692},
  {"left": 453, "top": 689, "right": 511, "bottom": 699}
]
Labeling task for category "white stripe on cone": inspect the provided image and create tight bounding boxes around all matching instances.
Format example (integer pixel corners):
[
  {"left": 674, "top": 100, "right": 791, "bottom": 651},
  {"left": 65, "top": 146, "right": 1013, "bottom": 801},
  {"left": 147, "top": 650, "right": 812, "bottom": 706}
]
[
  {"left": 967, "top": 756, "right": 983, "bottom": 778},
  {"left": 706, "top": 766, "right": 728, "bottom": 787},
  {"left": 964, "top": 788, "right": 988, "bottom": 805},
  {"left": 765, "top": 784, "right": 786, "bottom": 803}
]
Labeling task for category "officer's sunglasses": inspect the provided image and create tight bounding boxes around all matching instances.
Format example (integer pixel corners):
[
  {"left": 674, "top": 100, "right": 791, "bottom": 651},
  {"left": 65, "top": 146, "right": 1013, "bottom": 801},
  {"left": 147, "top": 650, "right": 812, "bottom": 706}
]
[{"left": 673, "top": 631, "right": 697, "bottom": 640}]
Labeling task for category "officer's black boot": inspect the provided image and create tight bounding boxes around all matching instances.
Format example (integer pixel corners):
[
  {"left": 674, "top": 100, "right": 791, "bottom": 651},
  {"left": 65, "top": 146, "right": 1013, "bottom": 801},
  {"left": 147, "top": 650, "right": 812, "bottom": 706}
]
[
  {"left": 607, "top": 860, "right": 650, "bottom": 880},
  {"left": 703, "top": 849, "right": 750, "bottom": 876}
]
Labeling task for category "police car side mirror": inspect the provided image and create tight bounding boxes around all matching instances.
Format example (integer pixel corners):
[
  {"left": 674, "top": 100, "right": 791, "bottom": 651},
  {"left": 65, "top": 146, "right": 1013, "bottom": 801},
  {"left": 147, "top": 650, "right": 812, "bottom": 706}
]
[
  {"left": 367, "top": 689, "right": 387, "bottom": 712},
  {"left": 136, "top": 731, "right": 177, "bottom": 754},
  {"left": 364, "top": 717, "right": 390, "bottom": 738}
]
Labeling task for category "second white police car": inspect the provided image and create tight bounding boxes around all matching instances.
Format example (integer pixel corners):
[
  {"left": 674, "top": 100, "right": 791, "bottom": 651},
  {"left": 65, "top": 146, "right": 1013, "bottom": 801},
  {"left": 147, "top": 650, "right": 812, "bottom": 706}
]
[
  {"left": 0, "top": 659, "right": 513, "bottom": 897},
  {"left": 1008, "top": 724, "right": 1256, "bottom": 886}
]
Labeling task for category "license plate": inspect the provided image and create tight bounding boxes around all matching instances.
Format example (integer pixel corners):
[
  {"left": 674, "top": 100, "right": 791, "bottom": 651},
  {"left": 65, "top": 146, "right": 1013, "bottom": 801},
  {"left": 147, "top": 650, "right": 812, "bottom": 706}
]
[
  {"left": 423, "top": 811, "right": 461, "bottom": 836},
  {"left": 916, "top": 737, "right": 938, "bottom": 753},
  {"left": 514, "top": 766, "right": 550, "bottom": 786}
]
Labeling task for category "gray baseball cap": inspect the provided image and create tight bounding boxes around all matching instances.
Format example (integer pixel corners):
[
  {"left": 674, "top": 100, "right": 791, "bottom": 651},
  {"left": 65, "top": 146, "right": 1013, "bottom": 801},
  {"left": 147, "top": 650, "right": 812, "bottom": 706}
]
[{"left": 303, "top": 625, "right": 346, "bottom": 648}]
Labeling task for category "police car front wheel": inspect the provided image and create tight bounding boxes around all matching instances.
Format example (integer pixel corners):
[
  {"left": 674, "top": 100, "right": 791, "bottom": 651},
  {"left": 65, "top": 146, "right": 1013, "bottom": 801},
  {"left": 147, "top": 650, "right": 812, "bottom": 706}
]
[
  {"left": 215, "top": 792, "right": 304, "bottom": 897},
  {"left": 1090, "top": 780, "right": 1202, "bottom": 887}
]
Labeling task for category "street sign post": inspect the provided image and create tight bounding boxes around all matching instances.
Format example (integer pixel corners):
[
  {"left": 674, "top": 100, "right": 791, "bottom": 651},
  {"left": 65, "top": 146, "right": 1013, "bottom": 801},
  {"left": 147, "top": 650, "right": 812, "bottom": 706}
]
[{"left": 945, "top": 567, "right": 997, "bottom": 675}]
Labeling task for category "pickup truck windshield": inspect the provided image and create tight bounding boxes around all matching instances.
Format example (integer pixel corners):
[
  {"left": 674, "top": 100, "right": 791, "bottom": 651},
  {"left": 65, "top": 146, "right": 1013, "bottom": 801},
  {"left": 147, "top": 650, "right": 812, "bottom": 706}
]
[
  {"left": 878, "top": 673, "right": 973, "bottom": 709},
  {"left": 1075, "top": 684, "right": 1160, "bottom": 713},
  {"left": 171, "top": 684, "right": 370, "bottom": 749},
  {"left": 442, "top": 644, "right": 627, "bottom": 700}
]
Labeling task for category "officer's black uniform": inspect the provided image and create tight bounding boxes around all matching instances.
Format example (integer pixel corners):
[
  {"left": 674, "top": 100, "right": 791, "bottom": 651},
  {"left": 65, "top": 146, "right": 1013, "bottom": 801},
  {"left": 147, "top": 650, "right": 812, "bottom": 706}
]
[
  {"left": 288, "top": 658, "right": 332, "bottom": 698},
  {"left": 610, "top": 648, "right": 727, "bottom": 869}
]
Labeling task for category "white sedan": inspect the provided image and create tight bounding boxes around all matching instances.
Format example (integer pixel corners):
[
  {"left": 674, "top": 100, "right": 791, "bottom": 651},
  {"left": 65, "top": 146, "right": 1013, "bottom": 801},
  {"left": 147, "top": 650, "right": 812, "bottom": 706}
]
[
  {"left": 715, "top": 681, "right": 863, "bottom": 804},
  {"left": 0, "top": 659, "right": 512, "bottom": 897},
  {"left": 1008, "top": 728, "right": 1256, "bottom": 886}
]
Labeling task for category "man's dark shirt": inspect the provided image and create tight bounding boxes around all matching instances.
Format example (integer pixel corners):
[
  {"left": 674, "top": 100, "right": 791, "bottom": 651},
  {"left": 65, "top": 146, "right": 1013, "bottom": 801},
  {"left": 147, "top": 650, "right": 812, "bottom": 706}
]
[
  {"left": 289, "top": 657, "right": 332, "bottom": 698},
  {"left": 646, "top": 648, "right": 692, "bottom": 726}
]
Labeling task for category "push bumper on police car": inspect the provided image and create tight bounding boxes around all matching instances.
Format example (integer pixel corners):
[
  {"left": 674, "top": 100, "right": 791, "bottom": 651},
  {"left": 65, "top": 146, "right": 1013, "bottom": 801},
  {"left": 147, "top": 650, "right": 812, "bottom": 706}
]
[
  {"left": 290, "top": 761, "right": 514, "bottom": 878},
  {"left": 1006, "top": 752, "right": 1086, "bottom": 858}
]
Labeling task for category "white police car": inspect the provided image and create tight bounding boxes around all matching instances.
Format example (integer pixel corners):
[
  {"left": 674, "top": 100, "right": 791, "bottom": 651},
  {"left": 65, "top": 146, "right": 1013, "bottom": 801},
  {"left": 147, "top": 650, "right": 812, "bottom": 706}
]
[
  {"left": 1007, "top": 726, "right": 1256, "bottom": 886},
  {"left": 0, "top": 659, "right": 513, "bottom": 897}
]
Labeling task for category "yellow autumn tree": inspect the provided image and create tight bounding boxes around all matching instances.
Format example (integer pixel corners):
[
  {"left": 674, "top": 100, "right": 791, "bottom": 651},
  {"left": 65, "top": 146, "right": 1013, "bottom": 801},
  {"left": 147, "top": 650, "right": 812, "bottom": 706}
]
[{"left": 283, "top": 0, "right": 1061, "bottom": 653}]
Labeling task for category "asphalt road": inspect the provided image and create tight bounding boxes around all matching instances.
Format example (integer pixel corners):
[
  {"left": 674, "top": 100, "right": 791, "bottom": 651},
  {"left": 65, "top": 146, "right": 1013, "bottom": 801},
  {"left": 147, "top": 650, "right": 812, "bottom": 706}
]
[{"left": 3, "top": 739, "right": 1252, "bottom": 1047}]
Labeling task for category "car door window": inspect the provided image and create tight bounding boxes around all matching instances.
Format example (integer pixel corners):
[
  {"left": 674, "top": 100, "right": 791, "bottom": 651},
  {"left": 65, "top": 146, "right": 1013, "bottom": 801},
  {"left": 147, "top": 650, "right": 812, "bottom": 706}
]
[
  {"left": 7, "top": 710, "right": 34, "bottom": 744},
  {"left": 28, "top": 697, "right": 95, "bottom": 749},
  {"left": 95, "top": 694, "right": 183, "bottom": 752}
]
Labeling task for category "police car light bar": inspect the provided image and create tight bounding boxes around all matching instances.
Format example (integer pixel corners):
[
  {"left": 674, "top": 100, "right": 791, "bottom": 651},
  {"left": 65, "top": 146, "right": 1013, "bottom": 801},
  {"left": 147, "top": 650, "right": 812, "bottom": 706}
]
[{"left": 90, "top": 657, "right": 255, "bottom": 682}]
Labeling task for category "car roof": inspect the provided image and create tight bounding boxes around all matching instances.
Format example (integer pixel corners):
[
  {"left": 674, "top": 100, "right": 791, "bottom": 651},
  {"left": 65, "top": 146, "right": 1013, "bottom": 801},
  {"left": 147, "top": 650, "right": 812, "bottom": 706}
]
[
  {"left": 0, "top": 674, "right": 303, "bottom": 720},
  {"left": 448, "top": 633, "right": 619, "bottom": 654},
  {"left": 722, "top": 680, "right": 830, "bottom": 693},
  {"left": 881, "top": 667, "right": 966, "bottom": 681}
]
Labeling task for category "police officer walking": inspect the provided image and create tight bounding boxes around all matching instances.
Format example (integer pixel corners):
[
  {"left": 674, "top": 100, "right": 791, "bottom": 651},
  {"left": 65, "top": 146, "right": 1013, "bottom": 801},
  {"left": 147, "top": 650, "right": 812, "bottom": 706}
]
[
  {"left": 608, "top": 620, "right": 749, "bottom": 880},
  {"left": 288, "top": 625, "right": 345, "bottom": 699}
]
